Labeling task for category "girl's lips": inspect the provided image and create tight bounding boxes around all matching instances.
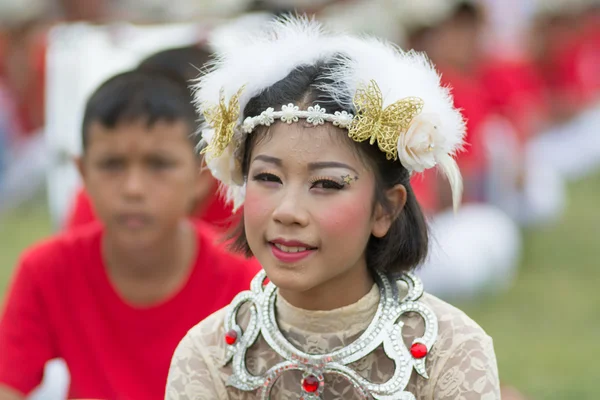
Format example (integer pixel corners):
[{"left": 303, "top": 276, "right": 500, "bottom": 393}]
[
  {"left": 270, "top": 238, "right": 315, "bottom": 248},
  {"left": 269, "top": 243, "right": 317, "bottom": 264}
]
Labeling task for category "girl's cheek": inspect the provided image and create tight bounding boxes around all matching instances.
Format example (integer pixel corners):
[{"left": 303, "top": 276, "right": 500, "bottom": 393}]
[
  {"left": 315, "top": 194, "right": 372, "bottom": 235},
  {"left": 243, "top": 186, "right": 272, "bottom": 225}
]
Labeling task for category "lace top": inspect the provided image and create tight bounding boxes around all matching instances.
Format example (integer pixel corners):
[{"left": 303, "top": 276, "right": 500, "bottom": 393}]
[{"left": 165, "top": 281, "right": 500, "bottom": 399}]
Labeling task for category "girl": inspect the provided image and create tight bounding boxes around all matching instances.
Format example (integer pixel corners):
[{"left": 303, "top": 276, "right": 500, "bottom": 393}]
[{"left": 166, "top": 17, "right": 500, "bottom": 399}]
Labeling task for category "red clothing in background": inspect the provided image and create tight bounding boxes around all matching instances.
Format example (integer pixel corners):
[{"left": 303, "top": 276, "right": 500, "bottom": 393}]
[
  {"left": 439, "top": 66, "right": 489, "bottom": 176},
  {"left": 0, "top": 222, "right": 260, "bottom": 399},
  {"left": 438, "top": 66, "right": 492, "bottom": 204},
  {"left": 538, "top": 25, "right": 599, "bottom": 110},
  {"left": 411, "top": 169, "right": 439, "bottom": 214},
  {"left": 478, "top": 57, "right": 548, "bottom": 141}
]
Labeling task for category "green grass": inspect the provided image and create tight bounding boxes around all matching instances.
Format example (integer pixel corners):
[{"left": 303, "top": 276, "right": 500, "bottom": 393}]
[
  {"left": 0, "top": 199, "right": 53, "bottom": 296},
  {"left": 1, "top": 175, "right": 599, "bottom": 398}
]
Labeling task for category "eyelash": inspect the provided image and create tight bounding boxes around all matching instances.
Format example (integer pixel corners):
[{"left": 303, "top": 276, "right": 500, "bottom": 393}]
[
  {"left": 252, "top": 172, "right": 282, "bottom": 184},
  {"left": 251, "top": 172, "right": 346, "bottom": 191},
  {"left": 308, "top": 176, "right": 345, "bottom": 190}
]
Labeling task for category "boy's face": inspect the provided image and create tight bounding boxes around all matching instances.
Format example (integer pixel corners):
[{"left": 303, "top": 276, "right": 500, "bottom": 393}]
[{"left": 79, "top": 119, "right": 204, "bottom": 248}]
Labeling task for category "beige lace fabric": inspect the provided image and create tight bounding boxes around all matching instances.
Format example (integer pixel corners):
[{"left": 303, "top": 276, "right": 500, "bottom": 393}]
[{"left": 166, "top": 282, "right": 500, "bottom": 399}]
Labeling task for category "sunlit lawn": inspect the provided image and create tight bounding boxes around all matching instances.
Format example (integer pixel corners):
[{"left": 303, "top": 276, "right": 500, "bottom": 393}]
[{"left": 1, "top": 174, "right": 599, "bottom": 399}]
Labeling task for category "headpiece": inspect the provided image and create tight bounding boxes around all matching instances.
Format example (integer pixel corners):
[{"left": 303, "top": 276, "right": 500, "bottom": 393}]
[{"left": 195, "top": 16, "right": 466, "bottom": 211}]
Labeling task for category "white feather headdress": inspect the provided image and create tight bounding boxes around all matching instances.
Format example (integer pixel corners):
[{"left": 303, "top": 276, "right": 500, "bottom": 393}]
[{"left": 196, "top": 16, "right": 466, "bottom": 211}]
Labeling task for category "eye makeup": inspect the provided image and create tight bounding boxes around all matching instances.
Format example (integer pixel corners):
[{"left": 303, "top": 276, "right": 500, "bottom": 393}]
[{"left": 308, "top": 176, "right": 347, "bottom": 190}]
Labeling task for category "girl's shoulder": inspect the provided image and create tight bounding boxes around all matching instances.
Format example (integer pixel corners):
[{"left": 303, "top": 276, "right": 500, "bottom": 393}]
[
  {"left": 185, "top": 306, "right": 230, "bottom": 347},
  {"left": 183, "top": 302, "right": 254, "bottom": 365},
  {"left": 402, "top": 291, "right": 498, "bottom": 391},
  {"left": 419, "top": 291, "right": 490, "bottom": 341}
]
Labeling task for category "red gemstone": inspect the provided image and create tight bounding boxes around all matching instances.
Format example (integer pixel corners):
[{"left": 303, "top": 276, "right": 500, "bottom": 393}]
[
  {"left": 224, "top": 329, "right": 238, "bottom": 345},
  {"left": 301, "top": 375, "right": 319, "bottom": 393},
  {"left": 410, "top": 343, "right": 428, "bottom": 359}
]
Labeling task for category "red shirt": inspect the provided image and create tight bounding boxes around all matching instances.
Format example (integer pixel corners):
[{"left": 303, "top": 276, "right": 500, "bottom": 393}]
[
  {"left": 478, "top": 57, "right": 548, "bottom": 141},
  {"left": 438, "top": 66, "right": 490, "bottom": 177},
  {"left": 410, "top": 170, "right": 438, "bottom": 214},
  {"left": 0, "top": 222, "right": 260, "bottom": 399},
  {"left": 539, "top": 27, "right": 598, "bottom": 109}
]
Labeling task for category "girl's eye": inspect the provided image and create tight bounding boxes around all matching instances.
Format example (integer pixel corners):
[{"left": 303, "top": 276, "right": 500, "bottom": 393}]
[
  {"left": 252, "top": 172, "right": 282, "bottom": 184},
  {"left": 310, "top": 179, "right": 345, "bottom": 190}
]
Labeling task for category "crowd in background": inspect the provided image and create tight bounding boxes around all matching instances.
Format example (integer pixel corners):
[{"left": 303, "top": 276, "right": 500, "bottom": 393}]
[{"left": 2, "top": 0, "right": 598, "bottom": 294}]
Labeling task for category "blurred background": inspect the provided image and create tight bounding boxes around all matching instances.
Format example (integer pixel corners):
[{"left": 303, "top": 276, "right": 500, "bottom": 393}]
[{"left": 0, "top": 0, "right": 598, "bottom": 398}]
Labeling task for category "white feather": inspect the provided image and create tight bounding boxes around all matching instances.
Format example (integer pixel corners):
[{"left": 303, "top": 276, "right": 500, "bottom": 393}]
[
  {"left": 436, "top": 153, "right": 463, "bottom": 213},
  {"left": 319, "top": 38, "right": 466, "bottom": 157}
]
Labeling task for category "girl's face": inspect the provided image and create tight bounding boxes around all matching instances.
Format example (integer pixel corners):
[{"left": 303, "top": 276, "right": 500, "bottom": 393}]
[{"left": 244, "top": 122, "right": 392, "bottom": 302}]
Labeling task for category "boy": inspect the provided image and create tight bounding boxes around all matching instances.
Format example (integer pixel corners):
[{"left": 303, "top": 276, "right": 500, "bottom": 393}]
[
  {"left": 0, "top": 69, "right": 260, "bottom": 400},
  {"left": 64, "top": 45, "right": 236, "bottom": 232}
]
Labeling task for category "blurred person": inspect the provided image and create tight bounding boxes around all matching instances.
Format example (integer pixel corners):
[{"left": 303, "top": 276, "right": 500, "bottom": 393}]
[
  {"left": 0, "top": 0, "right": 51, "bottom": 216},
  {"left": 65, "top": 45, "right": 237, "bottom": 232},
  {"left": 1, "top": 19, "right": 48, "bottom": 136},
  {"left": 117, "top": 0, "right": 254, "bottom": 22},
  {"left": 528, "top": 0, "right": 600, "bottom": 180},
  {"left": 248, "top": 0, "right": 344, "bottom": 15},
  {"left": 531, "top": 0, "right": 592, "bottom": 121},
  {"left": 398, "top": 0, "right": 522, "bottom": 300},
  {"left": 317, "top": 0, "right": 408, "bottom": 45},
  {"left": 56, "top": 0, "right": 111, "bottom": 22},
  {"left": 406, "top": 0, "right": 566, "bottom": 228},
  {"left": 0, "top": 82, "right": 11, "bottom": 195},
  {"left": 405, "top": 0, "right": 489, "bottom": 204},
  {"left": 0, "top": 69, "right": 260, "bottom": 400}
]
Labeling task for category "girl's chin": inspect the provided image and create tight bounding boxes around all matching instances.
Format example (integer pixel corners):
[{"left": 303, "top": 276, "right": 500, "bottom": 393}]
[{"left": 263, "top": 265, "right": 319, "bottom": 293}]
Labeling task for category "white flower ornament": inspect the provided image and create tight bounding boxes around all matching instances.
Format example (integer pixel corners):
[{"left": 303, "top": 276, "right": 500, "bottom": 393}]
[
  {"left": 280, "top": 103, "right": 300, "bottom": 124},
  {"left": 242, "top": 117, "right": 255, "bottom": 133},
  {"left": 333, "top": 111, "right": 354, "bottom": 129},
  {"left": 398, "top": 113, "right": 445, "bottom": 173},
  {"left": 259, "top": 108, "right": 275, "bottom": 126},
  {"left": 307, "top": 104, "right": 326, "bottom": 125}
]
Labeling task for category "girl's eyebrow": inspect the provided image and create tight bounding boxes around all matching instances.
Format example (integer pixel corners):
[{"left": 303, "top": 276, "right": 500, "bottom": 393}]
[
  {"left": 308, "top": 161, "right": 359, "bottom": 175},
  {"left": 252, "top": 154, "right": 282, "bottom": 166},
  {"left": 252, "top": 155, "right": 358, "bottom": 175}
]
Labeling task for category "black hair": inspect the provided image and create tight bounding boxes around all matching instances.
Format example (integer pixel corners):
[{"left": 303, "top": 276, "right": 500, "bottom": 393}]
[
  {"left": 228, "top": 62, "right": 429, "bottom": 275},
  {"left": 137, "top": 45, "right": 212, "bottom": 83},
  {"left": 452, "top": 1, "right": 483, "bottom": 25},
  {"left": 81, "top": 69, "right": 199, "bottom": 151},
  {"left": 247, "top": 0, "right": 297, "bottom": 16}
]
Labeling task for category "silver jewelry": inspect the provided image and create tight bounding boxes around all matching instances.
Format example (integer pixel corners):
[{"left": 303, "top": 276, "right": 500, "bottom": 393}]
[{"left": 222, "top": 270, "right": 438, "bottom": 400}]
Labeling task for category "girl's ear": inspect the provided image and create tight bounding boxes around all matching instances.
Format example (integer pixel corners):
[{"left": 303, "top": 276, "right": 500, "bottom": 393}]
[{"left": 371, "top": 184, "right": 407, "bottom": 238}]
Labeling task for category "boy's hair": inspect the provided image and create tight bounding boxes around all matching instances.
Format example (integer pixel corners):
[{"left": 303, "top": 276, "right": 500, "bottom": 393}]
[
  {"left": 228, "top": 62, "right": 429, "bottom": 275},
  {"left": 137, "top": 45, "right": 212, "bottom": 83},
  {"left": 81, "top": 69, "right": 199, "bottom": 152}
]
